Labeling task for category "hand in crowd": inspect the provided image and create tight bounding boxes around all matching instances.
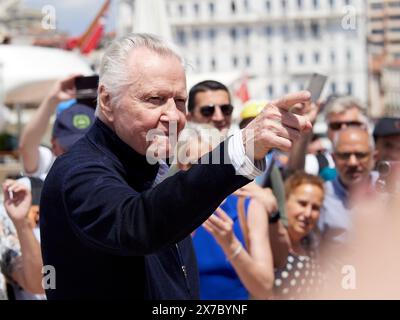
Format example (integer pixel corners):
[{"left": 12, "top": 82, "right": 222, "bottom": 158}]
[
  {"left": 48, "top": 74, "right": 79, "bottom": 104},
  {"left": 203, "top": 207, "right": 241, "bottom": 255},
  {"left": 290, "top": 100, "right": 321, "bottom": 125},
  {"left": 2, "top": 180, "right": 32, "bottom": 225},
  {"left": 234, "top": 183, "right": 278, "bottom": 217},
  {"left": 242, "top": 91, "right": 313, "bottom": 160}
]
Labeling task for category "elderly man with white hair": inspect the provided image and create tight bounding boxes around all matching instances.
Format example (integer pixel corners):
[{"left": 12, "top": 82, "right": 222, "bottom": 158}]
[{"left": 40, "top": 33, "right": 312, "bottom": 299}]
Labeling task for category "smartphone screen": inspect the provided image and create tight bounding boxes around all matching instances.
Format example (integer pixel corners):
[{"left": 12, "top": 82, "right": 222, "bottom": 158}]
[
  {"left": 74, "top": 75, "right": 99, "bottom": 109},
  {"left": 307, "top": 73, "right": 328, "bottom": 103}
]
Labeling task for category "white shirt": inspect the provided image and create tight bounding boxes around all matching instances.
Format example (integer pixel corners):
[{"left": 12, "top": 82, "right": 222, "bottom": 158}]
[{"left": 24, "top": 146, "right": 55, "bottom": 181}]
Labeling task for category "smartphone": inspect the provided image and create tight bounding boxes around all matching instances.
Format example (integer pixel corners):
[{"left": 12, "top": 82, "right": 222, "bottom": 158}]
[
  {"left": 74, "top": 75, "right": 99, "bottom": 109},
  {"left": 306, "top": 73, "right": 328, "bottom": 103}
]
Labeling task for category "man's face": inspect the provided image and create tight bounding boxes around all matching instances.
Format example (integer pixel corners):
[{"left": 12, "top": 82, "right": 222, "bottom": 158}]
[
  {"left": 375, "top": 135, "right": 400, "bottom": 162},
  {"left": 327, "top": 107, "right": 365, "bottom": 142},
  {"left": 106, "top": 48, "right": 187, "bottom": 157},
  {"left": 188, "top": 90, "right": 232, "bottom": 131},
  {"left": 333, "top": 129, "right": 374, "bottom": 188}
]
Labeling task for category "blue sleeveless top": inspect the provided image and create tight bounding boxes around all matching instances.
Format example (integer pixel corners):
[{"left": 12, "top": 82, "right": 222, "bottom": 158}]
[{"left": 192, "top": 195, "right": 251, "bottom": 300}]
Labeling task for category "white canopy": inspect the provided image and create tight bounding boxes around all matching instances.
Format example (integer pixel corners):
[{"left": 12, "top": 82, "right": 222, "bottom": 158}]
[{"left": 0, "top": 45, "right": 93, "bottom": 105}]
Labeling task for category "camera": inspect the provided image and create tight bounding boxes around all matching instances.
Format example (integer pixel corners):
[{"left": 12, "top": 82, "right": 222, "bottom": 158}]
[{"left": 376, "top": 161, "right": 400, "bottom": 195}]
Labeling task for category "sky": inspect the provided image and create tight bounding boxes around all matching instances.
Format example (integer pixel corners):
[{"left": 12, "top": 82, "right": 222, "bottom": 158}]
[{"left": 22, "top": 0, "right": 117, "bottom": 36}]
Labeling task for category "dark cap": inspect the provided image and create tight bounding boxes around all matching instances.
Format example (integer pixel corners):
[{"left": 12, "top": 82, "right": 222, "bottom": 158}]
[
  {"left": 52, "top": 103, "right": 95, "bottom": 151},
  {"left": 373, "top": 117, "right": 400, "bottom": 138}
]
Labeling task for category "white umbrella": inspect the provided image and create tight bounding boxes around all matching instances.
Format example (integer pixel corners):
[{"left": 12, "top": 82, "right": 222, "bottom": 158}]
[{"left": 0, "top": 45, "right": 93, "bottom": 105}]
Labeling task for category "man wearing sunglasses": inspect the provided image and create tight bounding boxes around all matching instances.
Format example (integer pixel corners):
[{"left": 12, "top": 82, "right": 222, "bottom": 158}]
[
  {"left": 318, "top": 127, "right": 377, "bottom": 245},
  {"left": 187, "top": 80, "right": 234, "bottom": 133},
  {"left": 304, "top": 96, "right": 370, "bottom": 180}
]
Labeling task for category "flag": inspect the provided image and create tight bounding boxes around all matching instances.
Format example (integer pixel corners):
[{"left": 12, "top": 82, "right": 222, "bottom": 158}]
[{"left": 235, "top": 77, "right": 250, "bottom": 103}]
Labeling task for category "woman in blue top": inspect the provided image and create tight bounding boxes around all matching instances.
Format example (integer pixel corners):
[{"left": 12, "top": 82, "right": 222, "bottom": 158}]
[{"left": 177, "top": 132, "right": 276, "bottom": 300}]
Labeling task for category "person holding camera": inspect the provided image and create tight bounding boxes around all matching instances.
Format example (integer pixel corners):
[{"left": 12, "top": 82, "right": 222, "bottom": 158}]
[{"left": 19, "top": 75, "right": 95, "bottom": 180}]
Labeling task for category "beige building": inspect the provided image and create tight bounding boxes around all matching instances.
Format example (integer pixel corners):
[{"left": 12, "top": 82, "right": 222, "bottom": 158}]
[{"left": 368, "top": 0, "right": 400, "bottom": 116}]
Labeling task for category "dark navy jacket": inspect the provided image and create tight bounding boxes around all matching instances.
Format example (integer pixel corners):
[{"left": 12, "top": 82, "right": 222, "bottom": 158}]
[{"left": 40, "top": 119, "right": 251, "bottom": 299}]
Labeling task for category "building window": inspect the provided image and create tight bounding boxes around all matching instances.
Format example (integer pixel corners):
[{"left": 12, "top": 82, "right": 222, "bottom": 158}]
[
  {"left": 281, "top": 0, "right": 287, "bottom": 10},
  {"left": 193, "top": 3, "right": 200, "bottom": 16},
  {"left": 329, "top": 0, "right": 335, "bottom": 8},
  {"left": 314, "top": 52, "right": 320, "bottom": 64},
  {"left": 211, "top": 58, "right": 216, "bottom": 71},
  {"left": 295, "top": 23, "right": 305, "bottom": 39},
  {"left": 231, "top": 1, "right": 236, "bottom": 13},
  {"left": 268, "top": 84, "right": 274, "bottom": 97},
  {"left": 298, "top": 53, "right": 304, "bottom": 65},
  {"left": 193, "top": 29, "right": 201, "bottom": 40},
  {"left": 299, "top": 83, "right": 305, "bottom": 91},
  {"left": 176, "top": 30, "right": 186, "bottom": 45},
  {"left": 313, "top": 0, "right": 319, "bottom": 9},
  {"left": 283, "top": 53, "right": 288, "bottom": 66},
  {"left": 265, "top": 25, "right": 273, "bottom": 37},
  {"left": 230, "top": 27, "right": 237, "bottom": 41},
  {"left": 178, "top": 4, "right": 185, "bottom": 16},
  {"left": 347, "top": 82, "right": 353, "bottom": 95},
  {"left": 346, "top": 49, "right": 352, "bottom": 63},
  {"left": 283, "top": 84, "right": 289, "bottom": 94},
  {"left": 208, "top": 28, "right": 216, "bottom": 40},
  {"left": 209, "top": 2, "right": 215, "bottom": 16},
  {"left": 244, "top": 27, "right": 251, "bottom": 39},
  {"left": 330, "top": 51, "right": 336, "bottom": 64},
  {"left": 297, "top": 0, "right": 303, "bottom": 9},
  {"left": 196, "top": 57, "right": 201, "bottom": 69},
  {"left": 243, "top": 0, "right": 250, "bottom": 12},
  {"left": 311, "top": 22, "right": 320, "bottom": 38},
  {"left": 265, "top": 0, "right": 271, "bottom": 12},
  {"left": 267, "top": 55, "right": 273, "bottom": 68},
  {"left": 232, "top": 56, "right": 238, "bottom": 67},
  {"left": 245, "top": 55, "right": 251, "bottom": 67},
  {"left": 345, "top": 0, "right": 351, "bottom": 5},
  {"left": 331, "top": 82, "right": 336, "bottom": 93}
]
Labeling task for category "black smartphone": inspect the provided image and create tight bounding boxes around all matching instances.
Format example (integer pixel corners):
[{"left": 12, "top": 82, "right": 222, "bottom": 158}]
[
  {"left": 307, "top": 73, "right": 328, "bottom": 103},
  {"left": 74, "top": 75, "right": 99, "bottom": 109}
]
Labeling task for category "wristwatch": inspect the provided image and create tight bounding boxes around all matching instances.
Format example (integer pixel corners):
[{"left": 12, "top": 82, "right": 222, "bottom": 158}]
[{"left": 268, "top": 210, "right": 280, "bottom": 224}]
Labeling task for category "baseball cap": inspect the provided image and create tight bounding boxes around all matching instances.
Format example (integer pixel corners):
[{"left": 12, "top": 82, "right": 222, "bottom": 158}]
[
  {"left": 373, "top": 117, "right": 400, "bottom": 138},
  {"left": 240, "top": 100, "right": 267, "bottom": 120},
  {"left": 52, "top": 103, "right": 95, "bottom": 151}
]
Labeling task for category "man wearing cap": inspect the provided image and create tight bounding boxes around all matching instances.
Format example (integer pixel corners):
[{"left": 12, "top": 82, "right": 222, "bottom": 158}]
[
  {"left": 373, "top": 117, "right": 400, "bottom": 163},
  {"left": 19, "top": 75, "right": 95, "bottom": 180}
]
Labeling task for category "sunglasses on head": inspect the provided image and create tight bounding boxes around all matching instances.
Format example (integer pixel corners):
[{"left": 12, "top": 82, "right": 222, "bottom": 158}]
[
  {"left": 328, "top": 121, "right": 364, "bottom": 131},
  {"left": 199, "top": 104, "right": 234, "bottom": 117}
]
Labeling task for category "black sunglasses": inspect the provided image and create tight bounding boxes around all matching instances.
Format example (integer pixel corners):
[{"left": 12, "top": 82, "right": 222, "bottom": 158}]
[
  {"left": 334, "top": 152, "right": 370, "bottom": 161},
  {"left": 329, "top": 121, "right": 364, "bottom": 131},
  {"left": 199, "top": 104, "right": 234, "bottom": 117}
]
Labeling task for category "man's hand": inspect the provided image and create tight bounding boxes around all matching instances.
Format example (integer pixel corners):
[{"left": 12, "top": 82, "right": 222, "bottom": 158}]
[
  {"left": 234, "top": 183, "right": 278, "bottom": 216},
  {"left": 2, "top": 180, "right": 32, "bottom": 224},
  {"left": 48, "top": 74, "right": 79, "bottom": 104},
  {"left": 242, "top": 91, "right": 312, "bottom": 160}
]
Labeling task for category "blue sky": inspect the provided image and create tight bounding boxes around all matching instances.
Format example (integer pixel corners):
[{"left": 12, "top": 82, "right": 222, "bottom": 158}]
[{"left": 22, "top": 0, "right": 116, "bottom": 36}]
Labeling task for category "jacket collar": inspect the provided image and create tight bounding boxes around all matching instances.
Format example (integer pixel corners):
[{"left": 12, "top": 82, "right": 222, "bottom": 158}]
[{"left": 87, "top": 118, "right": 159, "bottom": 190}]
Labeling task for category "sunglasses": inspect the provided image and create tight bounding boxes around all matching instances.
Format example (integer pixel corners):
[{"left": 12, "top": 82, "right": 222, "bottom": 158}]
[
  {"left": 328, "top": 121, "right": 364, "bottom": 131},
  {"left": 334, "top": 152, "right": 370, "bottom": 161},
  {"left": 199, "top": 104, "right": 234, "bottom": 117}
]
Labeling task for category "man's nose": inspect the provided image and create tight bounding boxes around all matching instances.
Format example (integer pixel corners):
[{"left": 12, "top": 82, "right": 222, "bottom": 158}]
[
  {"left": 163, "top": 99, "right": 181, "bottom": 122},
  {"left": 211, "top": 106, "right": 224, "bottom": 122},
  {"left": 348, "top": 153, "right": 359, "bottom": 165}
]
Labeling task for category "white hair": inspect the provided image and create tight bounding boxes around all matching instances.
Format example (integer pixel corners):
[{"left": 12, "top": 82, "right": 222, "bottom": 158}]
[
  {"left": 332, "top": 127, "right": 375, "bottom": 151},
  {"left": 96, "top": 33, "right": 185, "bottom": 115}
]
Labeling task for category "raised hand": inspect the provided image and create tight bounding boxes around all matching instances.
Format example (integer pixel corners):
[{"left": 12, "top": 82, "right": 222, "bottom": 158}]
[
  {"left": 242, "top": 91, "right": 312, "bottom": 160},
  {"left": 2, "top": 180, "right": 32, "bottom": 224}
]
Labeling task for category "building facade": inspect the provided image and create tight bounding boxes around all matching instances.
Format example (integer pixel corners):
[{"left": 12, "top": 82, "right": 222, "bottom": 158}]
[{"left": 118, "top": 0, "right": 368, "bottom": 107}]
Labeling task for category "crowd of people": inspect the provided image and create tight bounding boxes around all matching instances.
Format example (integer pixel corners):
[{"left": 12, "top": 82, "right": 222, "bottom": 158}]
[{"left": 0, "top": 33, "right": 400, "bottom": 300}]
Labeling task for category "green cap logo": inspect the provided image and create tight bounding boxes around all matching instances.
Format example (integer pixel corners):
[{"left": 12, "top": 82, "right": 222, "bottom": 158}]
[{"left": 73, "top": 114, "right": 91, "bottom": 129}]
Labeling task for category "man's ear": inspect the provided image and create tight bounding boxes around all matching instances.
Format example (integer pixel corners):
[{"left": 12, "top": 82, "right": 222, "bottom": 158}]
[{"left": 98, "top": 85, "right": 114, "bottom": 123}]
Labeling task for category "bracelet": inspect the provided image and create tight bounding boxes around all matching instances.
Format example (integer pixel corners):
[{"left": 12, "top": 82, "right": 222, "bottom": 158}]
[{"left": 227, "top": 243, "right": 243, "bottom": 261}]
